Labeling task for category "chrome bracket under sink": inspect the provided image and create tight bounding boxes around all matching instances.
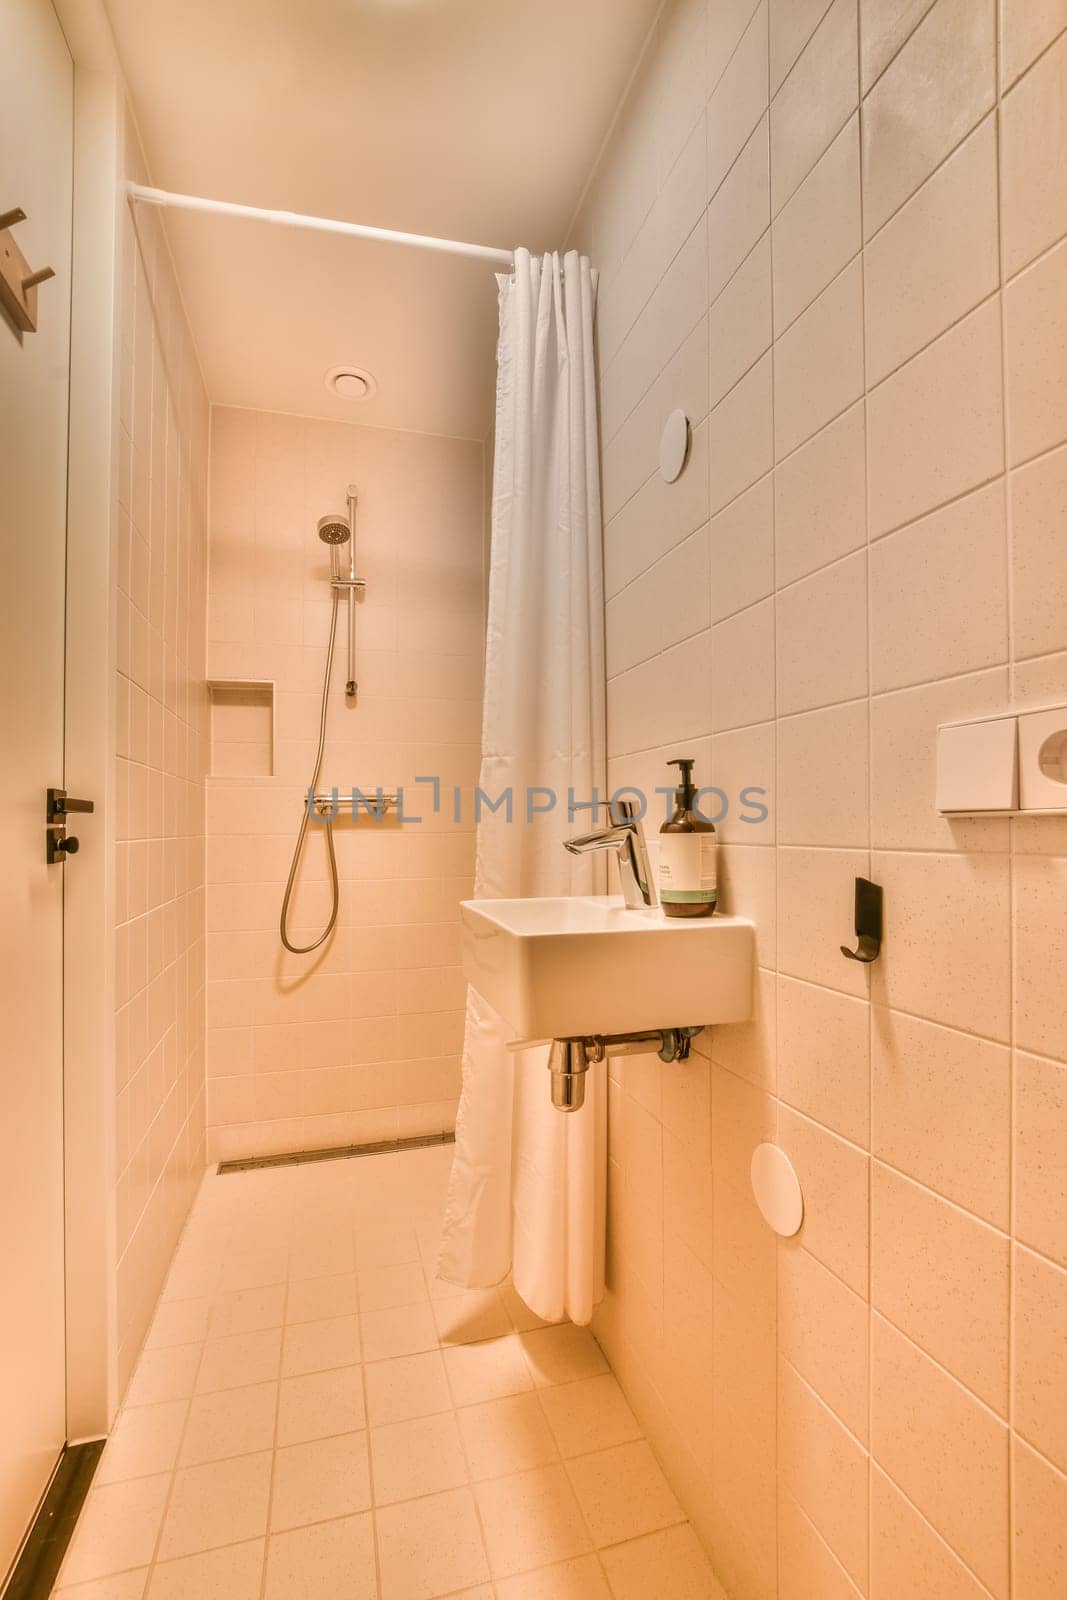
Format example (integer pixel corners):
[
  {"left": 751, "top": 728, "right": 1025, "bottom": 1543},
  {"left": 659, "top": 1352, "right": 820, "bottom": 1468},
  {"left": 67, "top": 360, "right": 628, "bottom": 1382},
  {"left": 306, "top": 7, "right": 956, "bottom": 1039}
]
[{"left": 509, "top": 1025, "right": 704, "bottom": 1112}]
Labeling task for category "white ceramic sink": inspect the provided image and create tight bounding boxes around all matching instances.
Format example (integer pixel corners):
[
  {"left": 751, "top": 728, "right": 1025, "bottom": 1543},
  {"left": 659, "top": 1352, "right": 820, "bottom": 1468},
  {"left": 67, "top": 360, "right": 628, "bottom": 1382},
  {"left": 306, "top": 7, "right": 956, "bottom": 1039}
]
[{"left": 460, "top": 894, "right": 754, "bottom": 1040}]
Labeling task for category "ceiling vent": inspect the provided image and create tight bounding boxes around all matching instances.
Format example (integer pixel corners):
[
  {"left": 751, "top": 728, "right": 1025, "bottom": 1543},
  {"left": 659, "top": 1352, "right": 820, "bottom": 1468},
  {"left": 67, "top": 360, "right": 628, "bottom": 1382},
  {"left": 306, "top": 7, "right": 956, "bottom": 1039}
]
[{"left": 325, "top": 365, "right": 377, "bottom": 401}]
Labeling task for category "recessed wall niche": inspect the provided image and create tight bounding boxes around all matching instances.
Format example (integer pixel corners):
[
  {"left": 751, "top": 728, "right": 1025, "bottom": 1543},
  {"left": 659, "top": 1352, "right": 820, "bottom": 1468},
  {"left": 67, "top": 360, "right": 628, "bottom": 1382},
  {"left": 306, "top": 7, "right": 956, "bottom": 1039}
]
[{"left": 208, "top": 679, "right": 274, "bottom": 778}]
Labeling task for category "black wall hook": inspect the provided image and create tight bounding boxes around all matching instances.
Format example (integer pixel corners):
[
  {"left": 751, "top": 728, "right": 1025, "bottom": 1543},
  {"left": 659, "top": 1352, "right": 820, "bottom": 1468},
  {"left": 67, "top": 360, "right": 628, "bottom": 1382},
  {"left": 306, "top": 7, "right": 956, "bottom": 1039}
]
[{"left": 841, "top": 876, "right": 883, "bottom": 963}]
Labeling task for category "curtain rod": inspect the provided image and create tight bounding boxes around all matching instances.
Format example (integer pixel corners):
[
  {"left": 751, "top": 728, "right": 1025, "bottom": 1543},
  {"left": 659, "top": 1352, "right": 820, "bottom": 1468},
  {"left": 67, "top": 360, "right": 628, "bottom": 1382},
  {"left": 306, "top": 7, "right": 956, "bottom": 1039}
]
[{"left": 127, "top": 183, "right": 516, "bottom": 266}]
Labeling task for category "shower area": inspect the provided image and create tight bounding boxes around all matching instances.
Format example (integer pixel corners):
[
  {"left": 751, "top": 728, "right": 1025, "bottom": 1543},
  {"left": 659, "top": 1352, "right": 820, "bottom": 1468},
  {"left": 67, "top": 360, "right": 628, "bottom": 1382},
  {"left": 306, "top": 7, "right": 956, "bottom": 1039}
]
[{"left": 205, "top": 408, "right": 485, "bottom": 1164}]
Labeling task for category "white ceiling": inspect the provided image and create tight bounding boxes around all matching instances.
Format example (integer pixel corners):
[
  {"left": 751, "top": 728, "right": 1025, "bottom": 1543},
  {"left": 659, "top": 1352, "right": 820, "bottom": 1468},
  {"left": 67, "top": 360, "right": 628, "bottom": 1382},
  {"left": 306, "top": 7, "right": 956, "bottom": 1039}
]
[{"left": 103, "top": 0, "right": 659, "bottom": 439}]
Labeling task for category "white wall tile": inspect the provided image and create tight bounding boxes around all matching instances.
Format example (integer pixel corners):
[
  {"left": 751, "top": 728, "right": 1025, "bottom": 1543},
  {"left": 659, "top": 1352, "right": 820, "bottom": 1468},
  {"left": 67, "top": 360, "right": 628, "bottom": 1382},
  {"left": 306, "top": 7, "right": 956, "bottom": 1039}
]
[
  {"left": 869, "top": 482, "right": 1008, "bottom": 692},
  {"left": 778, "top": 975, "right": 871, "bottom": 1143},
  {"left": 1004, "top": 239, "right": 1067, "bottom": 468},
  {"left": 770, "top": 0, "right": 859, "bottom": 214},
  {"left": 709, "top": 474, "right": 774, "bottom": 623},
  {"left": 708, "top": 233, "right": 772, "bottom": 409},
  {"left": 777, "top": 700, "right": 869, "bottom": 847},
  {"left": 861, "top": 0, "right": 996, "bottom": 238},
  {"left": 772, "top": 115, "right": 861, "bottom": 335},
  {"left": 774, "top": 259, "right": 865, "bottom": 459},
  {"left": 776, "top": 552, "right": 868, "bottom": 716},
  {"left": 707, "top": 2, "right": 770, "bottom": 198},
  {"left": 864, "top": 116, "right": 999, "bottom": 384},
  {"left": 774, "top": 402, "right": 866, "bottom": 587},
  {"left": 868, "top": 299, "right": 1004, "bottom": 537},
  {"left": 1010, "top": 444, "right": 1067, "bottom": 662},
  {"left": 870, "top": 850, "right": 1011, "bottom": 1040},
  {"left": 859, "top": 0, "right": 938, "bottom": 91},
  {"left": 708, "top": 118, "right": 771, "bottom": 302},
  {"left": 771, "top": 0, "right": 838, "bottom": 92},
  {"left": 708, "top": 351, "right": 774, "bottom": 513},
  {"left": 1000, "top": 30, "right": 1067, "bottom": 274},
  {"left": 711, "top": 599, "right": 776, "bottom": 730},
  {"left": 999, "top": 0, "right": 1067, "bottom": 88}
]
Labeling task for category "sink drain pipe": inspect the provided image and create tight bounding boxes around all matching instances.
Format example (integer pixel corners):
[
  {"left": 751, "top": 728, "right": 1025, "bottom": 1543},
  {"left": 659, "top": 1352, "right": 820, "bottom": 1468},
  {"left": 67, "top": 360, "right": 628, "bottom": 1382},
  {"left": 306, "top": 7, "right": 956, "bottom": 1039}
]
[{"left": 545, "top": 1027, "right": 703, "bottom": 1112}]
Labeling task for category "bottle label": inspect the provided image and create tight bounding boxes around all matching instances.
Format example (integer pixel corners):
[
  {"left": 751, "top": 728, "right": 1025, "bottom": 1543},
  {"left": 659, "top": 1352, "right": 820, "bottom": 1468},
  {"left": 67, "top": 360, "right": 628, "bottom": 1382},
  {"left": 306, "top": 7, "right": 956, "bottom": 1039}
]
[{"left": 659, "top": 834, "right": 717, "bottom": 903}]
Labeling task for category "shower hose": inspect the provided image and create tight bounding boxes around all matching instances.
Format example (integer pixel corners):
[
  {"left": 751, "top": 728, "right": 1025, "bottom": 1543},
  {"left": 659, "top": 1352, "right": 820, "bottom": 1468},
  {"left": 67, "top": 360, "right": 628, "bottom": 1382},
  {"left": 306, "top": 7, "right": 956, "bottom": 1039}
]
[{"left": 279, "top": 588, "right": 341, "bottom": 954}]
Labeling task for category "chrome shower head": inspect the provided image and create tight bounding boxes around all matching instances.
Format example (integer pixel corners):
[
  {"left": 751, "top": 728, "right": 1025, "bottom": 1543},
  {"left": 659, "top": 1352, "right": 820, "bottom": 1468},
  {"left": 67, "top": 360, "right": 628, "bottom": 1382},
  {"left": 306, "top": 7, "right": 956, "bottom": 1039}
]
[{"left": 317, "top": 514, "right": 351, "bottom": 545}]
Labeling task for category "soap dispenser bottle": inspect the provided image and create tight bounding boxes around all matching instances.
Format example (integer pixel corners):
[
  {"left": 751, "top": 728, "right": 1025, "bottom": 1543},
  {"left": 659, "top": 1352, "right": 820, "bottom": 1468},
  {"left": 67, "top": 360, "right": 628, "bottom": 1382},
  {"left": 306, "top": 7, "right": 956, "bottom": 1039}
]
[{"left": 658, "top": 757, "right": 717, "bottom": 918}]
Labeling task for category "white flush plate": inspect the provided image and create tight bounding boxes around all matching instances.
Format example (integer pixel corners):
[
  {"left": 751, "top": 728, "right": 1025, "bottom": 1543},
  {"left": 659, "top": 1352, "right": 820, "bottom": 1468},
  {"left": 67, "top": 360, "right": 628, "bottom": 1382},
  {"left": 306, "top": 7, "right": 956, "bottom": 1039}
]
[
  {"left": 659, "top": 409, "right": 690, "bottom": 482},
  {"left": 751, "top": 1143, "right": 803, "bottom": 1238}
]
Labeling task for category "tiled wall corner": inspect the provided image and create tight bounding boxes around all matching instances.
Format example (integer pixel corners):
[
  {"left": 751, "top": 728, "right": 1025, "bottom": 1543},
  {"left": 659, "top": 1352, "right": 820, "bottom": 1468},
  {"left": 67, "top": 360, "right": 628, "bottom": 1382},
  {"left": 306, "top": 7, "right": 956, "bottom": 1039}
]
[
  {"left": 112, "top": 110, "right": 210, "bottom": 1395},
  {"left": 572, "top": 0, "right": 1067, "bottom": 1593}
]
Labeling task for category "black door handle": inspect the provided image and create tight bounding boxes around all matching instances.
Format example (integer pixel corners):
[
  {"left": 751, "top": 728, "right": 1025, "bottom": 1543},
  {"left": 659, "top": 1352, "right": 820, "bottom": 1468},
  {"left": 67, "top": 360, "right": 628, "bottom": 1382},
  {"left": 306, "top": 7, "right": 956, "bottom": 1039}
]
[
  {"left": 46, "top": 789, "right": 93, "bottom": 863},
  {"left": 47, "top": 788, "right": 94, "bottom": 819}
]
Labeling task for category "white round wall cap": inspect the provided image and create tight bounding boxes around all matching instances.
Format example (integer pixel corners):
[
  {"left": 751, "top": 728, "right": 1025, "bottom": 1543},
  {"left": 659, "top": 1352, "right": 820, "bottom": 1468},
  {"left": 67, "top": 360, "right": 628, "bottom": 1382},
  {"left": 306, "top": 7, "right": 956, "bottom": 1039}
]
[
  {"left": 659, "top": 409, "right": 690, "bottom": 482},
  {"left": 750, "top": 1142, "right": 804, "bottom": 1237}
]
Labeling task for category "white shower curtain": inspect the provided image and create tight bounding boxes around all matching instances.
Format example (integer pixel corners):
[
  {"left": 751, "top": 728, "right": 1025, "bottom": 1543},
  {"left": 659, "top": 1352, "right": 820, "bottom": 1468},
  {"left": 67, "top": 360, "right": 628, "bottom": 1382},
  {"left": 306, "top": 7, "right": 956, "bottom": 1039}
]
[{"left": 437, "top": 247, "right": 607, "bottom": 1326}]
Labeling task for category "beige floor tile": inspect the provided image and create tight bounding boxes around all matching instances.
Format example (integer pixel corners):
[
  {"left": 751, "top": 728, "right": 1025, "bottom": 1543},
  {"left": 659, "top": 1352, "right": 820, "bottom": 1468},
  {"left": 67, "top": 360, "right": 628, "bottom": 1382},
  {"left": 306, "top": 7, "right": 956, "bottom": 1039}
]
[
  {"left": 208, "top": 1282, "right": 287, "bottom": 1339},
  {"left": 600, "top": 1524, "right": 726, "bottom": 1599},
  {"left": 370, "top": 1411, "right": 470, "bottom": 1504},
  {"left": 277, "top": 1364, "right": 365, "bottom": 1446},
  {"left": 59, "top": 1475, "right": 171, "bottom": 1586},
  {"left": 361, "top": 1302, "right": 440, "bottom": 1362},
  {"left": 566, "top": 1442, "right": 685, "bottom": 1549},
  {"left": 218, "top": 1246, "right": 289, "bottom": 1293},
  {"left": 365, "top": 1350, "right": 453, "bottom": 1426},
  {"left": 145, "top": 1539, "right": 265, "bottom": 1600},
  {"left": 444, "top": 1335, "right": 535, "bottom": 1407},
  {"left": 54, "top": 1572, "right": 149, "bottom": 1599},
  {"left": 145, "top": 1298, "right": 212, "bottom": 1350},
  {"left": 157, "top": 1452, "right": 273, "bottom": 1561},
  {"left": 475, "top": 1464, "right": 592, "bottom": 1578},
  {"left": 94, "top": 1400, "right": 187, "bottom": 1485},
  {"left": 357, "top": 1262, "right": 429, "bottom": 1312},
  {"left": 281, "top": 1314, "right": 361, "bottom": 1377},
  {"left": 432, "top": 1289, "right": 512, "bottom": 1345},
  {"left": 376, "top": 1486, "right": 490, "bottom": 1600},
  {"left": 519, "top": 1327, "right": 609, "bottom": 1389},
  {"left": 539, "top": 1377, "right": 642, "bottom": 1459},
  {"left": 271, "top": 1430, "right": 371, "bottom": 1531},
  {"left": 124, "top": 1345, "right": 201, "bottom": 1408},
  {"left": 285, "top": 1273, "right": 358, "bottom": 1325},
  {"left": 195, "top": 1329, "right": 282, "bottom": 1393},
  {"left": 457, "top": 1393, "right": 560, "bottom": 1481},
  {"left": 180, "top": 1381, "right": 277, "bottom": 1466},
  {"left": 288, "top": 1235, "right": 357, "bottom": 1281},
  {"left": 265, "top": 1514, "right": 377, "bottom": 1600},
  {"left": 495, "top": 1555, "right": 612, "bottom": 1597},
  {"left": 355, "top": 1222, "right": 421, "bottom": 1268},
  {"left": 162, "top": 1252, "right": 224, "bottom": 1303}
]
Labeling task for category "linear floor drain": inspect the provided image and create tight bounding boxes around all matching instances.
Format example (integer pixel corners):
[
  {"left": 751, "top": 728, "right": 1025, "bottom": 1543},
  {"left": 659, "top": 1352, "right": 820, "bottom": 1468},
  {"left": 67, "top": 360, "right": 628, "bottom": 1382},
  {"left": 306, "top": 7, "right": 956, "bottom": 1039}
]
[
  {"left": 2, "top": 1440, "right": 105, "bottom": 1600},
  {"left": 217, "top": 1128, "right": 456, "bottom": 1175}
]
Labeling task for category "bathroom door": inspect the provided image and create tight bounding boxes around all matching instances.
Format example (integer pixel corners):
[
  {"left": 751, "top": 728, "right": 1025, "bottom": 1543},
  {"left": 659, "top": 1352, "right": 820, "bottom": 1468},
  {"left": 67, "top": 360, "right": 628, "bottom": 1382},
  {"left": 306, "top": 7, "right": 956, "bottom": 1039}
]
[{"left": 0, "top": 0, "right": 74, "bottom": 1580}]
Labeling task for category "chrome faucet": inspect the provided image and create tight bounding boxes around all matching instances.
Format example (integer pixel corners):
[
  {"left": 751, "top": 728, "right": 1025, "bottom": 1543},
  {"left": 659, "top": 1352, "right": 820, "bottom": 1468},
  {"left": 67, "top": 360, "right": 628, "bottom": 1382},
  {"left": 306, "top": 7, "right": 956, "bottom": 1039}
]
[{"left": 564, "top": 798, "right": 655, "bottom": 909}]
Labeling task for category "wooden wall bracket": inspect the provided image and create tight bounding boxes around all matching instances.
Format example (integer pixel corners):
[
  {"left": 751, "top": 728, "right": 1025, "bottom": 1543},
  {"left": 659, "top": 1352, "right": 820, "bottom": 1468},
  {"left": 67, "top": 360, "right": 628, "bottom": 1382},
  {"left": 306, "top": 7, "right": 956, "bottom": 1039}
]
[{"left": 0, "top": 207, "right": 55, "bottom": 333}]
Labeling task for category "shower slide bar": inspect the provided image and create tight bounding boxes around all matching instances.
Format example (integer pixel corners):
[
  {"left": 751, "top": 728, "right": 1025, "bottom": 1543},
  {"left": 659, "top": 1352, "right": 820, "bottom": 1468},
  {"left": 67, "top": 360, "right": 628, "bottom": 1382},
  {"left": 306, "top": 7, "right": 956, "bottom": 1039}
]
[
  {"left": 127, "top": 184, "right": 516, "bottom": 266},
  {"left": 310, "top": 791, "right": 400, "bottom": 818}
]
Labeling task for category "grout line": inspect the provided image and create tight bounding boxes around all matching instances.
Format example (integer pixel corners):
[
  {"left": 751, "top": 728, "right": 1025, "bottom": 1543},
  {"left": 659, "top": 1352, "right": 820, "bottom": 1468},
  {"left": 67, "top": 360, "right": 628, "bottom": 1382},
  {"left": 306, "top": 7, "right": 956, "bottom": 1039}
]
[
  {"left": 780, "top": 1488, "right": 866, "bottom": 1598},
  {"left": 855, "top": 0, "right": 878, "bottom": 1564},
  {"left": 868, "top": 1301, "right": 1015, "bottom": 1432},
  {"left": 762, "top": 1, "right": 786, "bottom": 1587},
  {"left": 867, "top": 1459, "right": 1002, "bottom": 1600},
  {"left": 996, "top": 14, "right": 1067, "bottom": 96},
  {"left": 993, "top": 15, "right": 1021, "bottom": 1589}
]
